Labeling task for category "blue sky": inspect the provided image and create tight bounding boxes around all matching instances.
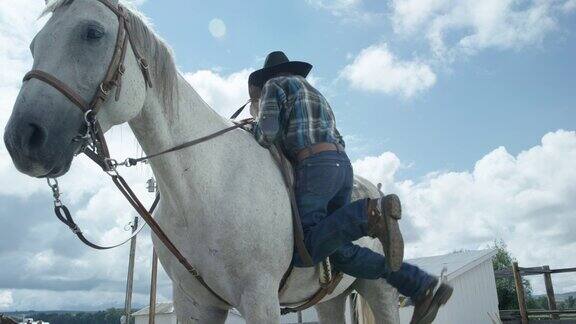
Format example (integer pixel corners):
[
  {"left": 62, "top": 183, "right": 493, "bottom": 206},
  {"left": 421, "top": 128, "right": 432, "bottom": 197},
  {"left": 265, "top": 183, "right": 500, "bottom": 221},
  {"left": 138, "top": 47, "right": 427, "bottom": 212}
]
[{"left": 0, "top": 0, "right": 575, "bottom": 312}]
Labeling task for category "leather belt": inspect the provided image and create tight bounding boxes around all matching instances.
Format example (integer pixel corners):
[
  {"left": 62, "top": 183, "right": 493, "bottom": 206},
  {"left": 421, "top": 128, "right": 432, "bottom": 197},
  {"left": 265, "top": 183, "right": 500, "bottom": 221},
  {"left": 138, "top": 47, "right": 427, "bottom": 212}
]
[{"left": 296, "top": 142, "right": 345, "bottom": 163}]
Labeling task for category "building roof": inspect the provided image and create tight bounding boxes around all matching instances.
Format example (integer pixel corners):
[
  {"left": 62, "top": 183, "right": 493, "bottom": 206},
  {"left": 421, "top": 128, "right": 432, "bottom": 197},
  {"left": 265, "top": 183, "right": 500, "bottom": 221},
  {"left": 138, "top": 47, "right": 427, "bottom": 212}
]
[
  {"left": 406, "top": 249, "right": 497, "bottom": 281},
  {"left": 132, "top": 302, "right": 174, "bottom": 316}
]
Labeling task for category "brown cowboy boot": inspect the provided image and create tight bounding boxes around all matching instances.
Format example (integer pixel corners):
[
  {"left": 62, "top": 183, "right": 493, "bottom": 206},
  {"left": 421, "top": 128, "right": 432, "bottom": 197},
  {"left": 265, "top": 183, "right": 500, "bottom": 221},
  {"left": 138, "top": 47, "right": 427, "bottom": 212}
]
[
  {"left": 410, "top": 280, "right": 454, "bottom": 324},
  {"left": 367, "top": 194, "right": 404, "bottom": 271}
]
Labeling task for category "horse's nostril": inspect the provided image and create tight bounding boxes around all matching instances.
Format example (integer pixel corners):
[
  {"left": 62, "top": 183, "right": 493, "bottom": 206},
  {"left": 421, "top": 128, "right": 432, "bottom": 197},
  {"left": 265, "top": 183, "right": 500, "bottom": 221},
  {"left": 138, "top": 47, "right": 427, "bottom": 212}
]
[{"left": 25, "top": 123, "right": 46, "bottom": 149}]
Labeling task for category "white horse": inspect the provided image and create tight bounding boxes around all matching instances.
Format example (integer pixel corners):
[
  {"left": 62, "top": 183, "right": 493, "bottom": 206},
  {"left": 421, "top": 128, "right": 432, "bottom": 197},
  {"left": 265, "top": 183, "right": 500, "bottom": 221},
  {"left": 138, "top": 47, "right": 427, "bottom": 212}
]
[{"left": 4, "top": 0, "right": 399, "bottom": 322}]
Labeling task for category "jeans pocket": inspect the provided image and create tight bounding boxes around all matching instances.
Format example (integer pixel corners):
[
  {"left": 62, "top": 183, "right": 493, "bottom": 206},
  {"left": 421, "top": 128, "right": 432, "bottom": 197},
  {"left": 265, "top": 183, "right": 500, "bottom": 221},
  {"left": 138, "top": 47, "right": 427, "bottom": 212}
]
[{"left": 304, "top": 161, "right": 342, "bottom": 196}]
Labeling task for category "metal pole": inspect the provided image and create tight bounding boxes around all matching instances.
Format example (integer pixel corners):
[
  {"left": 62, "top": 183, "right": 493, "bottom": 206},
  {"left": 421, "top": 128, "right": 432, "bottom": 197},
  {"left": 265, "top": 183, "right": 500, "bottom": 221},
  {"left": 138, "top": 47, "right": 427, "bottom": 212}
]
[
  {"left": 149, "top": 249, "right": 158, "bottom": 324},
  {"left": 297, "top": 311, "right": 303, "bottom": 323},
  {"left": 512, "top": 262, "right": 529, "bottom": 324},
  {"left": 123, "top": 217, "right": 139, "bottom": 324},
  {"left": 543, "top": 265, "right": 559, "bottom": 319}
]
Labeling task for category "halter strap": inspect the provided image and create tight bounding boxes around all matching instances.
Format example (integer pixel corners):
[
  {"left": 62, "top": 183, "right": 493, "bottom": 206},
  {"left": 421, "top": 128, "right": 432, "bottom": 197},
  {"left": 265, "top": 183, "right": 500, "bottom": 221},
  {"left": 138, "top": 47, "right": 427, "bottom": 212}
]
[
  {"left": 54, "top": 193, "right": 159, "bottom": 250},
  {"left": 23, "top": 70, "right": 90, "bottom": 112},
  {"left": 97, "top": 0, "right": 125, "bottom": 16}
]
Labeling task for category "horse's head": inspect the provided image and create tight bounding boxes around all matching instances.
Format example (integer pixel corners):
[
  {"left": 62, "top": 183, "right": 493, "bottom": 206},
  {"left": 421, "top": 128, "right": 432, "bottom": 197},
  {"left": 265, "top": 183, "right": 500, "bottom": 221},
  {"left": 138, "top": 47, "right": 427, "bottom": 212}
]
[{"left": 4, "top": 0, "right": 148, "bottom": 178}]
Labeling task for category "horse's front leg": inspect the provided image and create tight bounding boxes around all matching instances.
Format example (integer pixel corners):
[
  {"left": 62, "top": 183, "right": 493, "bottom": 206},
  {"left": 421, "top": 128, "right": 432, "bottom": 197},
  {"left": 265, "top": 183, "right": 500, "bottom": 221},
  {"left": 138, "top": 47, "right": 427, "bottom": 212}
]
[
  {"left": 173, "top": 283, "right": 229, "bottom": 324},
  {"left": 237, "top": 275, "right": 282, "bottom": 323}
]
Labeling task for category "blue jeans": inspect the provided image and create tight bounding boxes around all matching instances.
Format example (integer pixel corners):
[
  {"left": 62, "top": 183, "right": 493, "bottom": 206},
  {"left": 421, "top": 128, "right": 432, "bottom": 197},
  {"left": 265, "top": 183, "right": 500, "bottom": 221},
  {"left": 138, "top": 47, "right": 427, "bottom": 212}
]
[{"left": 292, "top": 150, "right": 435, "bottom": 298}]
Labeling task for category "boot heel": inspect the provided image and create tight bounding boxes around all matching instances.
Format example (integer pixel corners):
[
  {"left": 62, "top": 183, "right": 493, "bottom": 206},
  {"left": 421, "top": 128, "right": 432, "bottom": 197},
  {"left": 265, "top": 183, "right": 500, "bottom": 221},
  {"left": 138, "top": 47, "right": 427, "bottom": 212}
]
[
  {"left": 367, "top": 195, "right": 405, "bottom": 271},
  {"left": 384, "top": 194, "right": 402, "bottom": 220},
  {"left": 381, "top": 194, "right": 404, "bottom": 271}
]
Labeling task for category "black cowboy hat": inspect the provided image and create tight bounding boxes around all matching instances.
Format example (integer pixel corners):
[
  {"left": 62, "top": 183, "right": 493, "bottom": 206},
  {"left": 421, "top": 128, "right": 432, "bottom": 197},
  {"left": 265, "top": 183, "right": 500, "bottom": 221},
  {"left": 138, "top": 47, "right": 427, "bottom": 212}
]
[{"left": 249, "top": 51, "right": 313, "bottom": 88}]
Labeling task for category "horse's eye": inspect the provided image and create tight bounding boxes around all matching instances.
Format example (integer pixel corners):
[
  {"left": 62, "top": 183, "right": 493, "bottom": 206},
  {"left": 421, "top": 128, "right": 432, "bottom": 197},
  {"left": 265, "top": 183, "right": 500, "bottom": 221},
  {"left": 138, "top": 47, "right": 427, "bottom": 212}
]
[{"left": 84, "top": 26, "right": 104, "bottom": 40}]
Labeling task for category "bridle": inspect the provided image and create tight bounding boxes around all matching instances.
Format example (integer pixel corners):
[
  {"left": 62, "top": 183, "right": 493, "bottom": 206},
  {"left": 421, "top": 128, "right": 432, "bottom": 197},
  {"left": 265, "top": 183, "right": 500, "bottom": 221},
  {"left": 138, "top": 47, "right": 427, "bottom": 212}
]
[{"left": 24, "top": 0, "right": 152, "bottom": 169}]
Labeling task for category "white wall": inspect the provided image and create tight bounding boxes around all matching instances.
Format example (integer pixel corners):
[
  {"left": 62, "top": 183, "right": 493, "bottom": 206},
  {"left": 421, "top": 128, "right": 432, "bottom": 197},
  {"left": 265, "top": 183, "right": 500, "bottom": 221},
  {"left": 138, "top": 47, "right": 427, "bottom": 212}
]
[{"left": 399, "top": 260, "right": 499, "bottom": 324}]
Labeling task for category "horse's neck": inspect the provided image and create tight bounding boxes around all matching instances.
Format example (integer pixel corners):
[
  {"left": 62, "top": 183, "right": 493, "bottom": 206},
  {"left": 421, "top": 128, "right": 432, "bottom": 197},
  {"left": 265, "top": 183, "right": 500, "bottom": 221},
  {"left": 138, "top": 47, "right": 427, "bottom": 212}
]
[{"left": 128, "top": 74, "right": 230, "bottom": 198}]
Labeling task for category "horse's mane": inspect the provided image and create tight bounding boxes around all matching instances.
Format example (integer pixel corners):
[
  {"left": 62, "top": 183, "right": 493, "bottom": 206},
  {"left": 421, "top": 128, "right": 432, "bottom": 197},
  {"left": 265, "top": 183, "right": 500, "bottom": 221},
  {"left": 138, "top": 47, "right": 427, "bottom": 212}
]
[{"left": 42, "top": 0, "right": 178, "bottom": 114}]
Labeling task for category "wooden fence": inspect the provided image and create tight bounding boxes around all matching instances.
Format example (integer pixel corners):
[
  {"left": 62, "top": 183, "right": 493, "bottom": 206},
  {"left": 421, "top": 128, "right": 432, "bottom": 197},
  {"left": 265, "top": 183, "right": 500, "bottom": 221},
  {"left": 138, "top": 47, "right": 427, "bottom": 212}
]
[{"left": 494, "top": 262, "right": 576, "bottom": 323}]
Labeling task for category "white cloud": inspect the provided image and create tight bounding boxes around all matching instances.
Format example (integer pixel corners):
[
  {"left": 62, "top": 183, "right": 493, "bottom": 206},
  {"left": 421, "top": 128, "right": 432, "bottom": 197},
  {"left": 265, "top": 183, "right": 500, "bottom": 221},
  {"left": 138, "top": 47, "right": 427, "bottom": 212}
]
[
  {"left": 353, "top": 129, "right": 576, "bottom": 294},
  {"left": 0, "top": 290, "right": 13, "bottom": 310},
  {"left": 341, "top": 43, "right": 436, "bottom": 98},
  {"left": 183, "top": 69, "right": 252, "bottom": 119},
  {"left": 123, "top": 0, "right": 147, "bottom": 6},
  {"left": 564, "top": 0, "right": 576, "bottom": 13},
  {"left": 315, "top": 0, "right": 575, "bottom": 97},
  {"left": 183, "top": 67, "right": 327, "bottom": 117},
  {"left": 353, "top": 152, "right": 401, "bottom": 192},
  {"left": 390, "top": 0, "right": 574, "bottom": 59},
  {"left": 307, "top": 0, "right": 361, "bottom": 11},
  {"left": 306, "top": 0, "right": 377, "bottom": 21}
]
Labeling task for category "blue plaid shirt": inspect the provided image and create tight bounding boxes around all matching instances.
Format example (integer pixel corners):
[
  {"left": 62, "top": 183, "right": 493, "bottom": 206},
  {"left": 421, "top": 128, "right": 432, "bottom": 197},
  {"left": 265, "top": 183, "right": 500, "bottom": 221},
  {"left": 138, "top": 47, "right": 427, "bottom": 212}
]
[{"left": 253, "top": 75, "right": 345, "bottom": 158}]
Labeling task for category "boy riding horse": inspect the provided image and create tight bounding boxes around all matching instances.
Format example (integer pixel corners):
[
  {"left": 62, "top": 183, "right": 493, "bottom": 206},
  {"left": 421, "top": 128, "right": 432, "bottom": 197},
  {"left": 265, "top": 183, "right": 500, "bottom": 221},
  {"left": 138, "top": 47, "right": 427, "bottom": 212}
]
[{"left": 248, "top": 51, "right": 453, "bottom": 324}]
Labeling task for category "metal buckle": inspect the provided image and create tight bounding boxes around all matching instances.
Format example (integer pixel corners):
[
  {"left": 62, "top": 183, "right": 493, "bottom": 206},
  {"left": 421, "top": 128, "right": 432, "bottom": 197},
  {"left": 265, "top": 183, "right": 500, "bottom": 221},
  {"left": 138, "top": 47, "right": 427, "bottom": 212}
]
[
  {"left": 71, "top": 110, "right": 96, "bottom": 143},
  {"left": 47, "top": 178, "right": 62, "bottom": 207},
  {"left": 121, "top": 158, "right": 134, "bottom": 167},
  {"left": 99, "top": 83, "right": 110, "bottom": 96},
  {"left": 104, "top": 158, "right": 118, "bottom": 168},
  {"left": 189, "top": 268, "right": 199, "bottom": 277},
  {"left": 84, "top": 110, "right": 96, "bottom": 125},
  {"left": 103, "top": 158, "right": 120, "bottom": 176},
  {"left": 104, "top": 158, "right": 134, "bottom": 169},
  {"left": 138, "top": 58, "right": 149, "bottom": 70}
]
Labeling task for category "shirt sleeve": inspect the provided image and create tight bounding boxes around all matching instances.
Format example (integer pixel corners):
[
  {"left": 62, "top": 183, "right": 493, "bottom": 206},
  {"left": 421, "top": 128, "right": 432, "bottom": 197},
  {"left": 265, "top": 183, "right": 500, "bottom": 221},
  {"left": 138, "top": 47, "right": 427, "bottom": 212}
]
[{"left": 253, "top": 80, "right": 287, "bottom": 148}]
